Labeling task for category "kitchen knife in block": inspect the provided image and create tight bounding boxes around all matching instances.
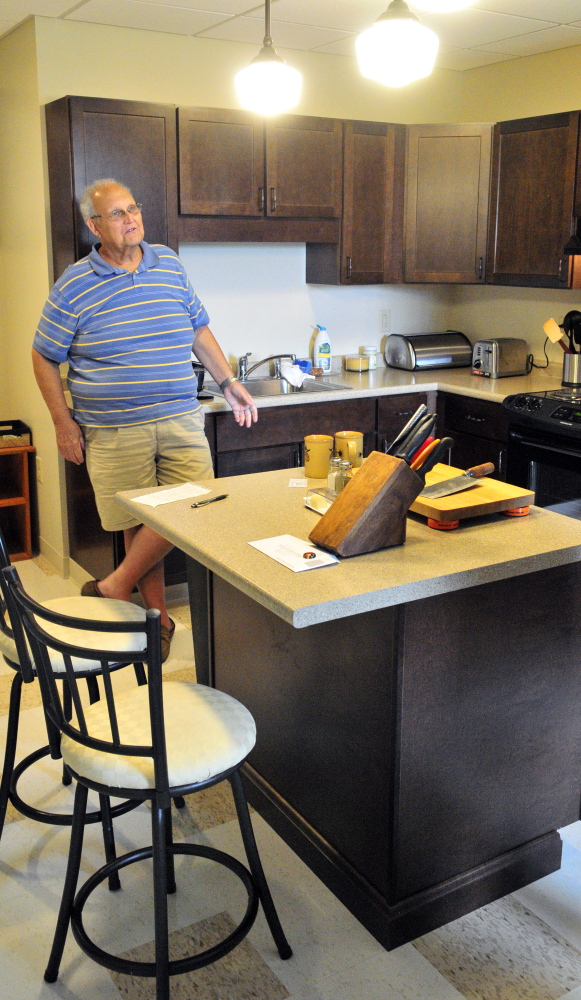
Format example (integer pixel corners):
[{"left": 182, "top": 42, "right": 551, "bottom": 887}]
[{"left": 308, "top": 451, "right": 423, "bottom": 557}]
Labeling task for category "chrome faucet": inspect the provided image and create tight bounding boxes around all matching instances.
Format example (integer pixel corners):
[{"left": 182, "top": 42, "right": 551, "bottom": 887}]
[{"left": 237, "top": 353, "right": 296, "bottom": 381}]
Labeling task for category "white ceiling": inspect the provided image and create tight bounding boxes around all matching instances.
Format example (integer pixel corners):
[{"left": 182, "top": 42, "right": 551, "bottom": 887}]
[{"left": 3, "top": 1, "right": 581, "bottom": 71}]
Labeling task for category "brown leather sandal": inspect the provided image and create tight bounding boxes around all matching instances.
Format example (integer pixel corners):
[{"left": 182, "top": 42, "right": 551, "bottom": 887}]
[
  {"left": 160, "top": 618, "right": 175, "bottom": 663},
  {"left": 80, "top": 579, "right": 104, "bottom": 598}
]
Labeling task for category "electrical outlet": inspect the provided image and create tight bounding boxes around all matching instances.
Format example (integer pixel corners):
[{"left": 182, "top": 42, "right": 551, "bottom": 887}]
[
  {"left": 36, "top": 457, "right": 43, "bottom": 484},
  {"left": 379, "top": 309, "right": 391, "bottom": 334}
]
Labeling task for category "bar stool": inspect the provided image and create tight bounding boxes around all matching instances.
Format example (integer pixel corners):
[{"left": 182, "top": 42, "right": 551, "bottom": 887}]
[
  {"left": 0, "top": 528, "right": 147, "bottom": 868},
  {"left": 3, "top": 563, "right": 292, "bottom": 1000}
]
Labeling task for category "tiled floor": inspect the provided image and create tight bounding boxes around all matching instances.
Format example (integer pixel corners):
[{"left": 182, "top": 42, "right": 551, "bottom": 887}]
[{"left": 3, "top": 557, "right": 581, "bottom": 999}]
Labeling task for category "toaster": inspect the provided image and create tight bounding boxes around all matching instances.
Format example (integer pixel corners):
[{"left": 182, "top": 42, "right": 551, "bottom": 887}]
[
  {"left": 471, "top": 338, "right": 529, "bottom": 378},
  {"left": 384, "top": 331, "right": 472, "bottom": 371}
]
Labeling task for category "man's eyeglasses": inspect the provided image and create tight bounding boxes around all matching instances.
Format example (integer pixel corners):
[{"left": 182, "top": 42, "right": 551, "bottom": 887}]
[{"left": 91, "top": 203, "right": 143, "bottom": 221}]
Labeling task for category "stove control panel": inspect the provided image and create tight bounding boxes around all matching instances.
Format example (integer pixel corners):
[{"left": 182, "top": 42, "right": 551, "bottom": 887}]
[{"left": 503, "top": 391, "right": 581, "bottom": 437}]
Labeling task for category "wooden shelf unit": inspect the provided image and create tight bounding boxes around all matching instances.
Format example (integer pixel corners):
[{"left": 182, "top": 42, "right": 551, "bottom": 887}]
[{"left": 0, "top": 445, "right": 35, "bottom": 560}]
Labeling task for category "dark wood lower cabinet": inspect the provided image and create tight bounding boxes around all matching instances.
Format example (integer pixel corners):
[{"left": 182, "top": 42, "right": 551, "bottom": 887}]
[{"left": 189, "top": 559, "right": 581, "bottom": 949}]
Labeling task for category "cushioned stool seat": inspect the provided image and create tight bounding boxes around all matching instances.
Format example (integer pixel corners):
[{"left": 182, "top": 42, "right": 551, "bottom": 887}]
[
  {"left": 38, "top": 596, "right": 147, "bottom": 673},
  {"left": 62, "top": 682, "right": 256, "bottom": 789}
]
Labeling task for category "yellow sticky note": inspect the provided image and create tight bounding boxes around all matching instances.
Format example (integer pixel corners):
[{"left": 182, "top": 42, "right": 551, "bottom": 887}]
[{"left": 543, "top": 318, "right": 563, "bottom": 343}]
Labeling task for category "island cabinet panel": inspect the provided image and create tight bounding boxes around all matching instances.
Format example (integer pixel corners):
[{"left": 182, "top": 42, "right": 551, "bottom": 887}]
[
  {"left": 178, "top": 107, "right": 264, "bottom": 216},
  {"left": 212, "top": 397, "right": 377, "bottom": 476},
  {"left": 45, "top": 96, "right": 177, "bottom": 278},
  {"left": 395, "top": 565, "right": 581, "bottom": 899},
  {"left": 377, "top": 392, "right": 429, "bottom": 452},
  {"left": 306, "top": 121, "right": 406, "bottom": 285},
  {"left": 441, "top": 392, "right": 509, "bottom": 480},
  {"left": 198, "top": 561, "right": 579, "bottom": 949},
  {"left": 211, "top": 576, "right": 397, "bottom": 901},
  {"left": 405, "top": 124, "right": 492, "bottom": 284},
  {"left": 487, "top": 112, "right": 579, "bottom": 288}
]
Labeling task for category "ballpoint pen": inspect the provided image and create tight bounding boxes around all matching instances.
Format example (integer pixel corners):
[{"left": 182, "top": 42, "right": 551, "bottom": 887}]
[{"left": 191, "top": 494, "right": 229, "bottom": 508}]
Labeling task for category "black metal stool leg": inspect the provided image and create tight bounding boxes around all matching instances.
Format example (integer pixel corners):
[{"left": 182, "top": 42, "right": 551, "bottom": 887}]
[
  {"left": 0, "top": 672, "right": 22, "bottom": 840},
  {"left": 164, "top": 805, "right": 176, "bottom": 894},
  {"left": 99, "top": 794, "right": 121, "bottom": 892},
  {"left": 152, "top": 802, "right": 171, "bottom": 1000},
  {"left": 230, "top": 771, "right": 292, "bottom": 959},
  {"left": 133, "top": 661, "right": 147, "bottom": 686},
  {"left": 174, "top": 795, "right": 186, "bottom": 809},
  {"left": 61, "top": 681, "right": 73, "bottom": 786},
  {"left": 44, "top": 782, "right": 89, "bottom": 983}
]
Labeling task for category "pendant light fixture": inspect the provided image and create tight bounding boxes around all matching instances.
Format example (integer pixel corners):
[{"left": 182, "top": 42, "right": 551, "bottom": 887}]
[
  {"left": 412, "top": 1, "right": 474, "bottom": 10},
  {"left": 235, "top": 0, "right": 302, "bottom": 116},
  {"left": 356, "top": 0, "right": 439, "bottom": 88}
]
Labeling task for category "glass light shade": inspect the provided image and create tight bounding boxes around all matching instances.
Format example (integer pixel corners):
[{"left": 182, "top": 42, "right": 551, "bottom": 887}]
[
  {"left": 411, "top": 0, "right": 474, "bottom": 9},
  {"left": 235, "top": 56, "right": 302, "bottom": 116},
  {"left": 356, "top": 18, "right": 439, "bottom": 87}
]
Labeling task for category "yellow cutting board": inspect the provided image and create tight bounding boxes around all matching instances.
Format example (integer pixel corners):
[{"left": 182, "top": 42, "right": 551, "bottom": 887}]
[{"left": 409, "top": 463, "right": 535, "bottom": 523}]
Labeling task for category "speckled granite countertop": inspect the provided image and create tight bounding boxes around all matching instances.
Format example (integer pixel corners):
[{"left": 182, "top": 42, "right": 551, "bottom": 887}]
[
  {"left": 201, "top": 363, "right": 564, "bottom": 413},
  {"left": 116, "top": 467, "right": 581, "bottom": 628}
]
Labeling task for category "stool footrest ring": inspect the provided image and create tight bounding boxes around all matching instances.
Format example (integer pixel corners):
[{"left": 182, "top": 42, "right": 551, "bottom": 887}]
[
  {"left": 71, "top": 842, "right": 259, "bottom": 977},
  {"left": 10, "top": 746, "right": 138, "bottom": 825}
]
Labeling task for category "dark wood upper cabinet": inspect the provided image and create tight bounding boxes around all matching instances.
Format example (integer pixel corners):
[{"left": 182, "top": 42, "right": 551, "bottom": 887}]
[
  {"left": 178, "top": 107, "right": 265, "bottom": 216},
  {"left": 265, "top": 114, "right": 342, "bottom": 219},
  {"left": 487, "top": 112, "right": 579, "bottom": 288},
  {"left": 306, "top": 120, "right": 405, "bottom": 285},
  {"left": 178, "top": 108, "right": 341, "bottom": 221},
  {"left": 45, "top": 96, "right": 178, "bottom": 278},
  {"left": 405, "top": 123, "right": 492, "bottom": 284}
]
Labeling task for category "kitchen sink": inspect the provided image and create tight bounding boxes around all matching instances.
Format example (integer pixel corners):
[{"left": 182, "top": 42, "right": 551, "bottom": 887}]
[{"left": 208, "top": 378, "right": 351, "bottom": 397}]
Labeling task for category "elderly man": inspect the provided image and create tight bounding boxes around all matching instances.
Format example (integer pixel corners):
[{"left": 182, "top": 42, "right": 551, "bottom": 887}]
[{"left": 32, "top": 178, "right": 256, "bottom": 659}]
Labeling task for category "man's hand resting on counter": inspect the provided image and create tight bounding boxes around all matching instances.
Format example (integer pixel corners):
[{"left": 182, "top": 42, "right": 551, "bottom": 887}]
[{"left": 223, "top": 381, "right": 258, "bottom": 428}]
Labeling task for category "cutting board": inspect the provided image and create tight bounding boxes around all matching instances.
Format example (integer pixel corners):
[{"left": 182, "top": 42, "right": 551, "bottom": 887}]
[{"left": 409, "top": 464, "right": 534, "bottom": 523}]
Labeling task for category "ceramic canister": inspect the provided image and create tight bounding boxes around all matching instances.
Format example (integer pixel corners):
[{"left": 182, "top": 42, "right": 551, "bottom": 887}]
[{"left": 304, "top": 435, "right": 334, "bottom": 478}]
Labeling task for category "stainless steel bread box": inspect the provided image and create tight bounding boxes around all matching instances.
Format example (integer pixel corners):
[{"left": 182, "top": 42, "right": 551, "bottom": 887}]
[{"left": 384, "top": 331, "right": 472, "bottom": 371}]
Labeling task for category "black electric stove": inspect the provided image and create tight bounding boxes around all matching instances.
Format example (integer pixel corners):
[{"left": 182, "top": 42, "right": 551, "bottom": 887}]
[{"left": 504, "top": 389, "right": 581, "bottom": 513}]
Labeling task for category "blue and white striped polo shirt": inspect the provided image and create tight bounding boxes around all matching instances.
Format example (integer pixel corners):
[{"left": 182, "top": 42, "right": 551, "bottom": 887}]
[{"left": 33, "top": 242, "right": 209, "bottom": 427}]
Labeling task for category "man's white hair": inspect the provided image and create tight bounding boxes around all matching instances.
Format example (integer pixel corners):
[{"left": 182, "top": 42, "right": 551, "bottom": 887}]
[{"left": 80, "top": 179, "right": 133, "bottom": 222}]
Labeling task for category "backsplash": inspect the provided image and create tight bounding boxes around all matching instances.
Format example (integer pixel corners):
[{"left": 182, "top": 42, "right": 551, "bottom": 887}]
[{"left": 179, "top": 243, "right": 453, "bottom": 368}]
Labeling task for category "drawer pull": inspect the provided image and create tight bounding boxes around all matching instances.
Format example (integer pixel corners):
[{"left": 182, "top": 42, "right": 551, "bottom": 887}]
[
  {"left": 464, "top": 414, "right": 485, "bottom": 423},
  {"left": 258, "top": 187, "right": 265, "bottom": 211},
  {"left": 395, "top": 410, "right": 413, "bottom": 417},
  {"left": 270, "top": 187, "right": 277, "bottom": 212},
  {"left": 346, "top": 255, "right": 353, "bottom": 279}
]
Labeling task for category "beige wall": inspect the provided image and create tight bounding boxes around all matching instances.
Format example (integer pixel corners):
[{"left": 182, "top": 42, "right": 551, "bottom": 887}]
[
  {"left": 461, "top": 46, "right": 581, "bottom": 123},
  {"left": 34, "top": 16, "right": 463, "bottom": 124},
  {"left": 0, "top": 18, "right": 68, "bottom": 570}
]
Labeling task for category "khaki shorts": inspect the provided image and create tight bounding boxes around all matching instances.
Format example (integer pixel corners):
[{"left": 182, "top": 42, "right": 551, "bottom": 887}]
[{"left": 83, "top": 410, "right": 214, "bottom": 531}]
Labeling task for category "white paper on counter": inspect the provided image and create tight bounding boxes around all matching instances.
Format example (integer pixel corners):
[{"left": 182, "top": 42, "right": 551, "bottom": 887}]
[
  {"left": 249, "top": 534, "right": 339, "bottom": 572},
  {"left": 132, "top": 483, "right": 211, "bottom": 507},
  {"left": 288, "top": 478, "right": 308, "bottom": 488}
]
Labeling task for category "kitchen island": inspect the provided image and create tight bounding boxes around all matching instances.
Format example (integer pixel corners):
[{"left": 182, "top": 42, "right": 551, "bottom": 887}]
[{"left": 116, "top": 470, "right": 581, "bottom": 949}]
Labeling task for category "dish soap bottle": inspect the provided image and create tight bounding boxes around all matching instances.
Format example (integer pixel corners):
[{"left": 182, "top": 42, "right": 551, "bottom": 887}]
[{"left": 313, "top": 325, "right": 332, "bottom": 373}]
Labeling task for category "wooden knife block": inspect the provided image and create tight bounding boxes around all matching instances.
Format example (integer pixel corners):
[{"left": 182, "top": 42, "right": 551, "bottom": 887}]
[{"left": 308, "top": 451, "right": 423, "bottom": 557}]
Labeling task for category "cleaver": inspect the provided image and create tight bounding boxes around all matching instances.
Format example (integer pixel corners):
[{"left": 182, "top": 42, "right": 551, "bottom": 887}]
[{"left": 420, "top": 463, "right": 495, "bottom": 499}]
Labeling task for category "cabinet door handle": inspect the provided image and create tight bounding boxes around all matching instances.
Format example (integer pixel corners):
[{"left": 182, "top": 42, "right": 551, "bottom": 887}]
[
  {"left": 258, "top": 187, "right": 265, "bottom": 211},
  {"left": 558, "top": 256, "right": 568, "bottom": 283},
  {"left": 395, "top": 410, "right": 413, "bottom": 417},
  {"left": 346, "top": 255, "right": 352, "bottom": 279},
  {"left": 478, "top": 256, "right": 484, "bottom": 280},
  {"left": 464, "top": 414, "right": 485, "bottom": 424},
  {"left": 293, "top": 448, "right": 301, "bottom": 467},
  {"left": 270, "top": 187, "right": 277, "bottom": 212}
]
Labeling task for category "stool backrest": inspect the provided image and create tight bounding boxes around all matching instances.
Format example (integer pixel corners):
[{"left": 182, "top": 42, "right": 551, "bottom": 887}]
[
  {"left": 2, "top": 565, "right": 171, "bottom": 795},
  {"left": 0, "top": 525, "right": 29, "bottom": 674}
]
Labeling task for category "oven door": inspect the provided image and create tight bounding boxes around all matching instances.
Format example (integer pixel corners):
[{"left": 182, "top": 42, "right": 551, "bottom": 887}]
[{"left": 507, "top": 425, "right": 581, "bottom": 517}]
